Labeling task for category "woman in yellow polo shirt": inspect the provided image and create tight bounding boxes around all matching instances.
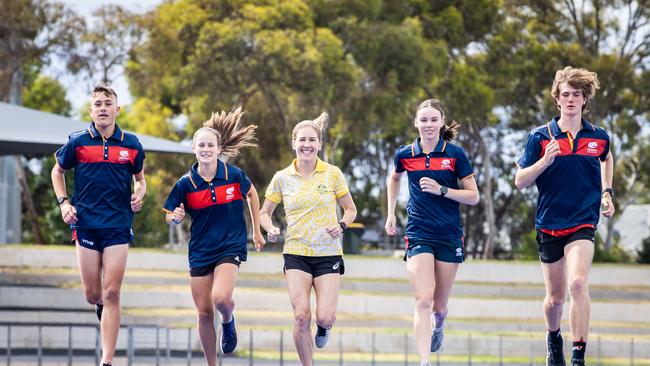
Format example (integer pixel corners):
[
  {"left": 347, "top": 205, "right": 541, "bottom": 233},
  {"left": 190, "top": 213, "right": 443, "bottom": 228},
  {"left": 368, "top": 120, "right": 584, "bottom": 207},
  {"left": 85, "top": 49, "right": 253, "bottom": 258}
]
[{"left": 260, "top": 112, "right": 357, "bottom": 366}]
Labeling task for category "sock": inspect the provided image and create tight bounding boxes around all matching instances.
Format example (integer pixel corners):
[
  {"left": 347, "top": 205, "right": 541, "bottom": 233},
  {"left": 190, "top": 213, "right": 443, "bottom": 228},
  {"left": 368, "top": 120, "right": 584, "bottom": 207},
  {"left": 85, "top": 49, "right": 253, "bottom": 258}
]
[
  {"left": 316, "top": 324, "right": 328, "bottom": 336},
  {"left": 432, "top": 311, "right": 447, "bottom": 329},
  {"left": 572, "top": 341, "right": 586, "bottom": 361},
  {"left": 548, "top": 328, "right": 562, "bottom": 343}
]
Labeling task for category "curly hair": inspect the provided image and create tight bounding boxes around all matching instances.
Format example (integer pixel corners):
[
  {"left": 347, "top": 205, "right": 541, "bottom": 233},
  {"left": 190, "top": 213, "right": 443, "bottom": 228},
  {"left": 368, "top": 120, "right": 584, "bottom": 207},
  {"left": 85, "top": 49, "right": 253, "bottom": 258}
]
[{"left": 551, "top": 66, "right": 600, "bottom": 112}]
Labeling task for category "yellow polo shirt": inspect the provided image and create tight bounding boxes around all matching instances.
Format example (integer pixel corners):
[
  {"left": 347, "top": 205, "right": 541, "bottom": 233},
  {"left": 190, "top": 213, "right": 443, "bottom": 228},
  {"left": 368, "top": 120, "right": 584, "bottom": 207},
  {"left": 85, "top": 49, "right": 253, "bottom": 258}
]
[{"left": 265, "top": 159, "right": 350, "bottom": 256}]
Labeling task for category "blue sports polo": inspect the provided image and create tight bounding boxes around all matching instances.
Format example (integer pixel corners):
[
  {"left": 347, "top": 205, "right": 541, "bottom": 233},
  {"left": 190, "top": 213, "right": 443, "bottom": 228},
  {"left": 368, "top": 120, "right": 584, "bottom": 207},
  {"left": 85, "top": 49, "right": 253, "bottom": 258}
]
[
  {"left": 163, "top": 161, "right": 251, "bottom": 268},
  {"left": 517, "top": 117, "right": 610, "bottom": 230},
  {"left": 55, "top": 123, "right": 145, "bottom": 229},
  {"left": 394, "top": 137, "right": 475, "bottom": 241}
]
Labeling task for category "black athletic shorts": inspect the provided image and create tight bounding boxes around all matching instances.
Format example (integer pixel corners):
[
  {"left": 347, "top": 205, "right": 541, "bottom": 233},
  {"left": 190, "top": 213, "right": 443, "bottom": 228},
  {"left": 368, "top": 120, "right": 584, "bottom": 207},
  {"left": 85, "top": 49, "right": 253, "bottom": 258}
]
[
  {"left": 536, "top": 227, "right": 595, "bottom": 263},
  {"left": 283, "top": 254, "right": 344, "bottom": 278},
  {"left": 73, "top": 227, "right": 133, "bottom": 253},
  {"left": 190, "top": 255, "right": 242, "bottom": 277}
]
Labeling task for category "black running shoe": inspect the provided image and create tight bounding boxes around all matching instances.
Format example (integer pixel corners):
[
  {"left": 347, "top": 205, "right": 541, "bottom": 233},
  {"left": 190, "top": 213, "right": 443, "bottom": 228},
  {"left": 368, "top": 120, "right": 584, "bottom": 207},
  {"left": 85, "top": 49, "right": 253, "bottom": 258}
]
[
  {"left": 220, "top": 314, "right": 238, "bottom": 353},
  {"left": 571, "top": 359, "right": 585, "bottom": 366},
  {"left": 546, "top": 333, "right": 566, "bottom": 366},
  {"left": 101, "top": 362, "right": 112, "bottom": 366},
  {"left": 95, "top": 303, "right": 103, "bottom": 321}
]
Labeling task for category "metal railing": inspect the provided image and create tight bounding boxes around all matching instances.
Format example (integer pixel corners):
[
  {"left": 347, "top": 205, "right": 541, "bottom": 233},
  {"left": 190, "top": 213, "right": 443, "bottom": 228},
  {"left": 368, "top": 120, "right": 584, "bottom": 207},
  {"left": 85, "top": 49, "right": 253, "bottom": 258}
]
[{"left": 0, "top": 322, "right": 647, "bottom": 365}]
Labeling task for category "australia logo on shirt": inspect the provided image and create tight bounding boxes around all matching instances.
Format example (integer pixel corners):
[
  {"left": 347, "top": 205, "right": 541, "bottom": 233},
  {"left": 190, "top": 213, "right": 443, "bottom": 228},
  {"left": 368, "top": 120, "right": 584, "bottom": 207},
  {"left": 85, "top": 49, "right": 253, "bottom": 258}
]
[
  {"left": 225, "top": 186, "right": 235, "bottom": 201},
  {"left": 317, "top": 184, "right": 330, "bottom": 194},
  {"left": 586, "top": 141, "right": 599, "bottom": 154},
  {"left": 118, "top": 150, "right": 130, "bottom": 161},
  {"left": 441, "top": 159, "right": 453, "bottom": 170}
]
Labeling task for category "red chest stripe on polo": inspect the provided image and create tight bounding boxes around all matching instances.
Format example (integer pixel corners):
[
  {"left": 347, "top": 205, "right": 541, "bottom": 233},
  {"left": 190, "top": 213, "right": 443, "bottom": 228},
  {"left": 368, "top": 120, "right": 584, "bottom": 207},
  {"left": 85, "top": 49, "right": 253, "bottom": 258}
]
[
  {"left": 76, "top": 145, "right": 138, "bottom": 165},
  {"left": 540, "top": 138, "right": 572, "bottom": 156},
  {"left": 186, "top": 183, "right": 243, "bottom": 210},
  {"left": 575, "top": 138, "right": 606, "bottom": 157},
  {"left": 400, "top": 157, "right": 456, "bottom": 172}
]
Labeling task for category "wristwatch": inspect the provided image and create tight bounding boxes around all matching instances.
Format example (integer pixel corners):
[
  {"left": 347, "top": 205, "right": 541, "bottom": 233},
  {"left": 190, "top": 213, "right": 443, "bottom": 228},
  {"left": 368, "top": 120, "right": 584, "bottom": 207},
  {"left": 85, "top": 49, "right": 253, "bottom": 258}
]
[
  {"left": 338, "top": 221, "right": 348, "bottom": 232},
  {"left": 602, "top": 188, "right": 614, "bottom": 197},
  {"left": 440, "top": 186, "right": 448, "bottom": 197},
  {"left": 56, "top": 197, "right": 68, "bottom": 206}
]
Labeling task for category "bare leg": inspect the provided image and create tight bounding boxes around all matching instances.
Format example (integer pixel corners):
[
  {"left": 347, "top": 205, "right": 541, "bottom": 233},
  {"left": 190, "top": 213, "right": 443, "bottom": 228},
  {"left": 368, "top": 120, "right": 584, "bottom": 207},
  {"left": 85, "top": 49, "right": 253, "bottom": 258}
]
[
  {"left": 432, "top": 260, "right": 459, "bottom": 322},
  {"left": 286, "top": 269, "right": 314, "bottom": 366},
  {"left": 211, "top": 263, "right": 238, "bottom": 323},
  {"left": 191, "top": 273, "right": 217, "bottom": 366},
  {"left": 313, "top": 273, "right": 340, "bottom": 330},
  {"left": 564, "top": 240, "right": 594, "bottom": 342},
  {"left": 406, "top": 253, "right": 435, "bottom": 363},
  {"left": 98, "top": 244, "right": 128, "bottom": 364},
  {"left": 541, "top": 259, "right": 567, "bottom": 332}
]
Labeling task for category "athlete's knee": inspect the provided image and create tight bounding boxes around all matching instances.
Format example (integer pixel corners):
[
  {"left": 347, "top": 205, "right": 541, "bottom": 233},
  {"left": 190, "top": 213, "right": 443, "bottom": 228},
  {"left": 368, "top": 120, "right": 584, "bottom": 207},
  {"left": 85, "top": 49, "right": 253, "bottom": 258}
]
[
  {"left": 102, "top": 286, "right": 121, "bottom": 304},
  {"left": 316, "top": 312, "right": 336, "bottom": 329},
  {"left": 196, "top": 306, "right": 215, "bottom": 323},
  {"left": 212, "top": 293, "right": 234, "bottom": 311},
  {"left": 545, "top": 294, "right": 566, "bottom": 308},
  {"left": 431, "top": 304, "right": 448, "bottom": 315},
  {"left": 293, "top": 308, "right": 311, "bottom": 329},
  {"left": 83, "top": 289, "right": 101, "bottom": 305},
  {"left": 569, "top": 276, "right": 589, "bottom": 298},
  {"left": 414, "top": 293, "right": 434, "bottom": 310}
]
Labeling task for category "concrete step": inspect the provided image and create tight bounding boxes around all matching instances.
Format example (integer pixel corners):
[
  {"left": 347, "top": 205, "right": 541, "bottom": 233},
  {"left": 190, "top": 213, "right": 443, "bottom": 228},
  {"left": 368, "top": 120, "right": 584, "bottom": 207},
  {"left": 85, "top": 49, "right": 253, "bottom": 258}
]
[
  {"left": 2, "top": 285, "right": 650, "bottom": 324},
  {"left": 2, "top": 246, "right": 650, "bottom": 287}
]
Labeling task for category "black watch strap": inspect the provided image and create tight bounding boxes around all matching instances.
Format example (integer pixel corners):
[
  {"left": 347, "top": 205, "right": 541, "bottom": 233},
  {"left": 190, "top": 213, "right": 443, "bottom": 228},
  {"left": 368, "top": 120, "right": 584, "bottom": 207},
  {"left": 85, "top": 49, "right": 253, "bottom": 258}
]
[
  {"left": 339, "top": 221, "right": 348, "bottom": 232},
  {"left": 440, "top": 186, "right": 448, "bottom": 197},
  {"left": 603, "top": 188, "right": 614, "bottom": 197},
  {"left": 57, "top": 196, "right": 68, "bottom": 205}
]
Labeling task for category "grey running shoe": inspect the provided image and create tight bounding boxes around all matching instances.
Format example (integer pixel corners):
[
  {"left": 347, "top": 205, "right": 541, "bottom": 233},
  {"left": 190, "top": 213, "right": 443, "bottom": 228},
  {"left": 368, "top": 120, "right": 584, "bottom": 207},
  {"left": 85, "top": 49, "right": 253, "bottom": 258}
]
[
  {"left": 430, "top": 327, "right": 444, "bottom": 352},
  {"left": 546, "top": 333, "right": 566, "bottom": 366},
  {"left": 314, "top": 325, "right": 330, "bottom": 348}
]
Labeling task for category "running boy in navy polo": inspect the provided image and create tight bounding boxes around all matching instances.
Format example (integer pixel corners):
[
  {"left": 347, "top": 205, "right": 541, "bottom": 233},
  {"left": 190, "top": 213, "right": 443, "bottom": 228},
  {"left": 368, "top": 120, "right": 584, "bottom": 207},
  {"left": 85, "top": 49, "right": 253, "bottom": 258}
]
[
  {"left": 515, "top": 67, "right": 615, "bottom": 366},
  {"left": 51, "top": 84, "right": 146, "bottom": 366},
  {"left": 164, "top": 108, "right": 265, "bottom": 366},
  {"left": 386, "top": 99, "right": 479, "bottom": 366}
]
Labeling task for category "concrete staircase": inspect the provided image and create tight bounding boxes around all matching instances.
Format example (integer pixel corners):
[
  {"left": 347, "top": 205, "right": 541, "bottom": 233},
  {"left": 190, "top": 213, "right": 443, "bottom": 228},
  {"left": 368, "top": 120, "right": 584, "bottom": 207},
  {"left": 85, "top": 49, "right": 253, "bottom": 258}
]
[{"left": 1, "top": 245, "right": 649, "bottom": 364}]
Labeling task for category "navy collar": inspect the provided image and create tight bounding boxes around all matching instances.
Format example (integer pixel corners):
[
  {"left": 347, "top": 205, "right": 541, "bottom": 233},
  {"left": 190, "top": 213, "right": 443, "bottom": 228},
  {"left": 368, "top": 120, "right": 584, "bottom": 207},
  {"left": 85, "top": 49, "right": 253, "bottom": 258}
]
[
  {"left": 547, "top": 116, "right": 595, "bottom": 138},
  {"left": 411, "top": 137, "right": 446, "bottom": 156},
  {"left": 87, "top": 123, "right": 124, "bottom": 141},
  {"left": 188, "top": 161, "right": 228, "bottom": 188}
]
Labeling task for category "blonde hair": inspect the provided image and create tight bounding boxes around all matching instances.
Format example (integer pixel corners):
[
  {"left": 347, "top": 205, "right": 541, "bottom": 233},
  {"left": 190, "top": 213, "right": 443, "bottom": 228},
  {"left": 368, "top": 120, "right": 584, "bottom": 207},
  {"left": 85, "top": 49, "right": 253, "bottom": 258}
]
[
  {"left": 551, "top": 66, "right": 600, "bottom": 112},
  {"left": 416, "top": 99, "right": 460, "bottom": 141},
  {"left": 193, "top": 106, "right": 258, "bottom": 159},
  {"left": 291, "top": 112, "right": 329, "bottom": 142}
]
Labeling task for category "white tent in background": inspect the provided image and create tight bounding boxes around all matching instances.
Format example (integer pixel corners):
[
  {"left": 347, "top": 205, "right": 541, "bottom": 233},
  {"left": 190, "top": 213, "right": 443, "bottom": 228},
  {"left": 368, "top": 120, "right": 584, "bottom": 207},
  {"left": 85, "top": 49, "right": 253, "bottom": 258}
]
[{"left": 0, "top": 102, "right": 193, "bottom": 244}]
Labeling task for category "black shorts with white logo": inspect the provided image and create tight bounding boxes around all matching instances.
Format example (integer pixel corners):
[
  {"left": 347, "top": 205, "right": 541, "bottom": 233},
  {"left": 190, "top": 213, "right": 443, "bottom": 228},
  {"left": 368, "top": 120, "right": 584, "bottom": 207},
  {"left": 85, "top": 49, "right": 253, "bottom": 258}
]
[
  {"left": 190, "top": 255, "right": 242, "bottom": 277},
  {"left": 283, "top": 254, "right": 344, "bottom": 278},
  {"left": 536, "top": 227, "right": 596, "bottom": 264},
  {"left": 73, "top": 227, "right": 133, "bottom": 253}
]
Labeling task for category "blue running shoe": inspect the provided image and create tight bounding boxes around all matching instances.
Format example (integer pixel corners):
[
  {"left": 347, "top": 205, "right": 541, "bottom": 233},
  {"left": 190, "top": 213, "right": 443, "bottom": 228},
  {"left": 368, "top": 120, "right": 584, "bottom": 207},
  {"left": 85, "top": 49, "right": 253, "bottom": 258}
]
[
  {"left": 220, "top": 315, "right": 238, "bottom": 353},
  {"left": 430, "top": 327, "right": 444, "bottom": 352}
]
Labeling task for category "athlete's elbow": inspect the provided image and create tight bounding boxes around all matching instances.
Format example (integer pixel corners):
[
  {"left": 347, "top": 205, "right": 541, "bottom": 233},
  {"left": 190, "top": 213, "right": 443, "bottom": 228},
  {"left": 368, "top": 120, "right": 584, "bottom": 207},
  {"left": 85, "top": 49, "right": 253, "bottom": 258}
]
[
  {"left": 514, "top": 175, "right": 528, "bottom": 191},
  {"left": 469, "top": 193, "right": 480, "bottom": 206}
]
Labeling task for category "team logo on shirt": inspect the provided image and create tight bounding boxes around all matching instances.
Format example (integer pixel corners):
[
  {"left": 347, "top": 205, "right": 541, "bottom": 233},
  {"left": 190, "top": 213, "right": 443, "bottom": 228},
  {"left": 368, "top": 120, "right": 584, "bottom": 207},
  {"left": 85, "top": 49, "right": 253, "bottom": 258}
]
[
  {"left": 225, "top": 186, "right": 235, "bottom": 201},
  {"left": 119, "top": 150, "right": 130, "bottom": 161},
  {"left": 441, "top": 159, "right": 453, "bottom": 170},
  {"left": 587, "top": 141, "right": 599, "bottom": 154},
  {"left": 317, "top": 184, "right": 330, "bottom": 194}
]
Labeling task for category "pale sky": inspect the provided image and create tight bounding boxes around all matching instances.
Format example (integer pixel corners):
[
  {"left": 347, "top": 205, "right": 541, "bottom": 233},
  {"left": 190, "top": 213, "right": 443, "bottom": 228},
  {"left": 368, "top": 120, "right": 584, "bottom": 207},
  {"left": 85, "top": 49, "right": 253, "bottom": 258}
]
[{"left": 46, "top": 0, "right": 163, "bottom": 118}]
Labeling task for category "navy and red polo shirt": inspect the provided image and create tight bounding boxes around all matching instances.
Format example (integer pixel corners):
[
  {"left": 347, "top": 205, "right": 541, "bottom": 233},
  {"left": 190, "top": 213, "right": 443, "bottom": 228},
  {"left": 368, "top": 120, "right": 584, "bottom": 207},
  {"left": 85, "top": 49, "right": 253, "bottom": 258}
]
[
  {"left": 163, "top": 161, "right": 252, "bottom": 268},
  {"left": 55, "top": 123, "right": 145, "bottom": 229},
  {"left": 517, "top": 117, "right": 610, "bottom": 232},
  {"left": 394, "top": 137, "right": 475, "bottom": 241}
]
